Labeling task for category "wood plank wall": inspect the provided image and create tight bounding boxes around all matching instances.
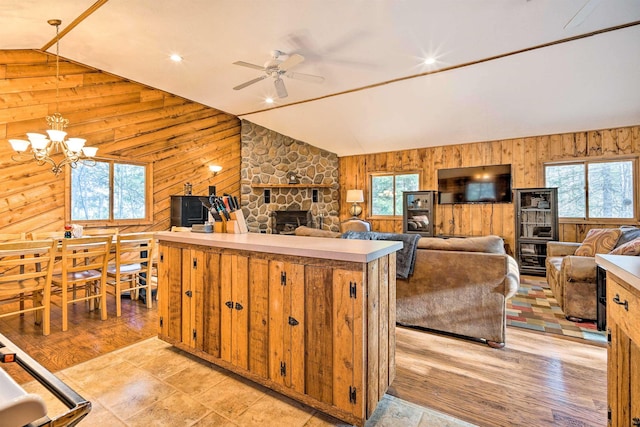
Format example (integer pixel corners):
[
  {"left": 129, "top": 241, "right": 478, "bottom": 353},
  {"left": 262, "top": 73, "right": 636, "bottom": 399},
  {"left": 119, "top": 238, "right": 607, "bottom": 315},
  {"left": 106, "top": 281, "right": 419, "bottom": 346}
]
[
  {"left": 0, "top": 49, "right": 241, "bottom": 235},
  {"left": 339, "top": 126, "right": 640, "bottom": 251}
]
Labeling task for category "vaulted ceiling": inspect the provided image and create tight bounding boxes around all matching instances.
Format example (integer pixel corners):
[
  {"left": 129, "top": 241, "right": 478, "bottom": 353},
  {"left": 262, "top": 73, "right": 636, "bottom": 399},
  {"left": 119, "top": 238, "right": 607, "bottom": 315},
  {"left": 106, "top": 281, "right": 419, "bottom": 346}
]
[{"left": 1, "top": 0, "right": 639, "bottom": 156}]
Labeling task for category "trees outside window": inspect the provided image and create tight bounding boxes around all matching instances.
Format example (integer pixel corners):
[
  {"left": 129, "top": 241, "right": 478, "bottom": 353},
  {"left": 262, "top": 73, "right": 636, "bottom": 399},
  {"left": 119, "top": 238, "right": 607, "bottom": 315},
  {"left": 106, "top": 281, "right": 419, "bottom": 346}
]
[
  {"left": 70, "top": 160, "right": 149, "bottom": 223},
  {"left": 371, "top": 173, "right": 419, "bottom": 216},
  {"left": 545, "top": 159, "right": 635, "bottom": 220}
]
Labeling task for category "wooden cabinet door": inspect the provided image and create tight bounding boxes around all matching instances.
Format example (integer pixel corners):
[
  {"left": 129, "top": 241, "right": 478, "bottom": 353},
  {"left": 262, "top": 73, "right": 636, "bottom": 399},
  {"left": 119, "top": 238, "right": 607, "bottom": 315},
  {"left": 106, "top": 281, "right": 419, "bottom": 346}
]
[
  {"left": 220, "top": 253, "right": 249, "bottom": 369},
  {"left": 269, "top": 260, "right": 305, "bottom": 393},
  {"left": 631, "top": 340, "right": 640, "bottom": 427},
  {"left": 248, "top": 258, "right": 269, "bottom": 378},
  {"left": 332, "top": 268, "right": 365, "bottom": 419},
  {"left": 201, "top": 249, "right": 222, "bottom": 358},
  {"left": 158, "top": 243, "right": 184, "bottom": 343},
  {"left": 181, "top": 248, "right": 199, "bottom": 349}
]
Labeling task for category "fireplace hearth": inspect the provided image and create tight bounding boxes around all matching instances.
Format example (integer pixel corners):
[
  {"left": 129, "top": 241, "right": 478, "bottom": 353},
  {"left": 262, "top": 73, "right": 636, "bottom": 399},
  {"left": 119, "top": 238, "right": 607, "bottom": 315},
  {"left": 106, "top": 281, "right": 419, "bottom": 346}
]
[{"left": 272, "top": 210, "right": 310, "bottom": 234}]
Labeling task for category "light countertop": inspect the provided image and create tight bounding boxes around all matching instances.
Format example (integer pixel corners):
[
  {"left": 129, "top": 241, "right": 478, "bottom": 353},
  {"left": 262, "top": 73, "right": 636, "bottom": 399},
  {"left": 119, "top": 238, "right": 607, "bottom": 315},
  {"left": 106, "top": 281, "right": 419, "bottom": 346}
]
[
  {"left": 155, "top": 231, "right": 402, "bottom": 263},
  {"left": 596, "top": 254, "right": 640, "bottom": 292}
]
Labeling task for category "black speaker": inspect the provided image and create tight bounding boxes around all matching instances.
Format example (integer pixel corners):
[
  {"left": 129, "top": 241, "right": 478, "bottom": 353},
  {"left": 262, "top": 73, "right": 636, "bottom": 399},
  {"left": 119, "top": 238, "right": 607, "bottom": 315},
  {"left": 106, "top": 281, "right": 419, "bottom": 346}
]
[
  {"left": 312, "top": 189, "right": 318, "bottom": 203},
  {"left": 209, "top": 186, "right": 216, "bottom": 196},
  {"left": 264, "top": 189, "right": 271, "bottom": 204}
]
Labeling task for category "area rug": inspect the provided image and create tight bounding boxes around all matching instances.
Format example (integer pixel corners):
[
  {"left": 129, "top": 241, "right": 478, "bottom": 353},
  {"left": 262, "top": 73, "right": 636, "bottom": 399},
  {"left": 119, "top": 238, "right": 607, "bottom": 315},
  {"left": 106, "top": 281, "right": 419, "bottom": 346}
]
[{"left": 506, "top": 277, "right": 607, "bottom": 344}]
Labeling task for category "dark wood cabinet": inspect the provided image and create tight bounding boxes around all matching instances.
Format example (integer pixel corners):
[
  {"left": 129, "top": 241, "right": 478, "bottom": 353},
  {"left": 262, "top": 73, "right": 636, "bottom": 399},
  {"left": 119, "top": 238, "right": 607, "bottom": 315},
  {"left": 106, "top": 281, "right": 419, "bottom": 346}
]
[
  {"left": 402, "top": 191, "right": 435, "bottom": 237},
  {"left": 514, "top": 188, "right": 559, "bottom": 275},
  {"left": 170, "top": 195, "right": 208, "bottom": 227}
]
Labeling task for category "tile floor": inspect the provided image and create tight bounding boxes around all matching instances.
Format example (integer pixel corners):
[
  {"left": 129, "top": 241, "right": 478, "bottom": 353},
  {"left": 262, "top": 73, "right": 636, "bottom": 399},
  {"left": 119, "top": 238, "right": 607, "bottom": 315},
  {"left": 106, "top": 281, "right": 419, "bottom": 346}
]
[{"left": 23, "top": 338, "right": 476, "bottom": 427}]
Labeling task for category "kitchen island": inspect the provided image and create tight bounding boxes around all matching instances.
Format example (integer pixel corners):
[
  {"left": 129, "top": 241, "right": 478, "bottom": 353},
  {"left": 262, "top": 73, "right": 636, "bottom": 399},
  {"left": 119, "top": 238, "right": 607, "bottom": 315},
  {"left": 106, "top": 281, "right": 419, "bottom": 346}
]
[
  {"left": 155, "top": 231, "right": 401, "bottom": 426},
  {"left": 595, "top": 254, "right": 640, "bottom": 426}
]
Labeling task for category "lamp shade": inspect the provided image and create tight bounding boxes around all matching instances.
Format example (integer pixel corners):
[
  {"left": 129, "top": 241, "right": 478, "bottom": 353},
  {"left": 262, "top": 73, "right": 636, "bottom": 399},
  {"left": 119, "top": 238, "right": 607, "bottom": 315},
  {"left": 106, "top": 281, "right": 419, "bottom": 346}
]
[{"left": 346, "top": 189, "right": 364, "bottom": 203}]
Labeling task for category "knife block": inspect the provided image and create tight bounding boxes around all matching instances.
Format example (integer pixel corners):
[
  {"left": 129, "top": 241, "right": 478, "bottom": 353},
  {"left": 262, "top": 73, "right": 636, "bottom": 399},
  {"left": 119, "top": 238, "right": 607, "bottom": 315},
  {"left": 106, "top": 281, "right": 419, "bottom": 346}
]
[
  {"left": 229, "top": 210, "right": 248, "bottom": 233},
  {"left": 214, "top": 220, "right": 226, "bottom": 233}
]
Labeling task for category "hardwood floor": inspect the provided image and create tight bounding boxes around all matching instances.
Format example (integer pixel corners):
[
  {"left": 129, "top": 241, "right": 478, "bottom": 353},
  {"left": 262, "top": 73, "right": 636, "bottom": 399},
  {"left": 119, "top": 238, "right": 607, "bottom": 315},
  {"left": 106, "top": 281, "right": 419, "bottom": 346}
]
[
  {"left": 1, "top": 294, "right": 606, "bottom": 427},
  {"left": 390, "top": 326, "right": 607, "bottom": 427},
  {"left": 0, "top": 294, "right": 157, "bottom": 384}
]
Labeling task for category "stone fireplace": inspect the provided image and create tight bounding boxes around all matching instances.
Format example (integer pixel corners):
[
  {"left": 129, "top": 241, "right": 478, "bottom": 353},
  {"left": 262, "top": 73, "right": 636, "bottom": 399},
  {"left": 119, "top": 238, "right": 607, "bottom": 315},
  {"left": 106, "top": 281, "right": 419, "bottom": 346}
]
[
  {"left": 272, "top": 210, "right": 310, "bottom": 234},
  {"left": 240, "top": 120, "right": 341, "bottom": 234}
]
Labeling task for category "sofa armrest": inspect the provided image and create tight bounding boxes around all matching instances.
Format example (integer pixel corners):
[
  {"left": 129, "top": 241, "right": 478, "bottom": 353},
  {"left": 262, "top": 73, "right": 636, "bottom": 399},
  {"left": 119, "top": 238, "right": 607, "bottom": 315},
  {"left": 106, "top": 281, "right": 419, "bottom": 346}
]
[
  {"left": 504, "top": 255, "right": 520, "bottom": 300},
  {"left": 547, "top": 241, "right": 580, "bottom": 257},
  {"left": 561, "top": 256, "right": 597, "bottom": 282}
]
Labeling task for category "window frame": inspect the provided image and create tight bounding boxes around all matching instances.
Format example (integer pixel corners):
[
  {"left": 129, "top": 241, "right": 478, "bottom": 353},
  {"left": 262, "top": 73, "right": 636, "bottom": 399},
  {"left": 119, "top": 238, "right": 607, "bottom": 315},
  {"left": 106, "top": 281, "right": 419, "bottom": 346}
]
[
  {"left": 368, "top": 171, "right": 421, "bottom": 218},
  {"left": 65, "top": 157, "right": 153, "bottom": 226},
  {"left": 544, "top": 156, "right": 638, "bottom": 224}
]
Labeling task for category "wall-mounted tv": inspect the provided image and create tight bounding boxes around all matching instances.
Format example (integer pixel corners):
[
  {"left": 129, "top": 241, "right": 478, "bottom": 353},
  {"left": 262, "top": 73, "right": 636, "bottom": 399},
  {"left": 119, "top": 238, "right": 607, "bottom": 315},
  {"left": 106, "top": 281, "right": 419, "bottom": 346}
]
[{"left": 438, "top": 164, "right": 512, "bottom": 204}]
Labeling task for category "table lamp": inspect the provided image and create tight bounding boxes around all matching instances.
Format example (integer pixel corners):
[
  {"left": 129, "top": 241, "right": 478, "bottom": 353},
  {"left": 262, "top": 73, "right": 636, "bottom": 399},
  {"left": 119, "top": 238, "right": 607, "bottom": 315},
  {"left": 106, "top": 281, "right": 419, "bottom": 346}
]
[{"left": 346, "top": 189, "right": 364, "bottom": 217}]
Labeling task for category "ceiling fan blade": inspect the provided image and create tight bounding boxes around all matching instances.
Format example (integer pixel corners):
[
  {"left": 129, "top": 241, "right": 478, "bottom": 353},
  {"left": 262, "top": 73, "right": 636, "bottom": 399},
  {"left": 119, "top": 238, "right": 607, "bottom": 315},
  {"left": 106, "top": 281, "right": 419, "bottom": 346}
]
[
  {"left": 233, "top": 61, "right": 266, "bottom": 71},
  {"left": 233, "top": 75, "right": 267, "bottom": 90},
  {"left": 278, "top": 54, "right": 304, "bottom": 71},
  {"left": 285, "top": 71, "right": 325, "bottom": 84},
  {"left": 274, "top": 78, "right": 288, "bottom": 98},
  {"left": 564, "top": 0, "right": 603, "bottom": 29}
]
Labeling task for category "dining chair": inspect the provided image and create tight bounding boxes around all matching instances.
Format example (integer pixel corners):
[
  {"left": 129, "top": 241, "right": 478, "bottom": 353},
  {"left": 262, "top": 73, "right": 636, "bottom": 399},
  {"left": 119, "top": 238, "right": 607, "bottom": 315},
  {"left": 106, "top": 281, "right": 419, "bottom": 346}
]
[
  {"left": 82, "top": 228, "right": 119, "bottom": 237},
  {"left": 28, "top": 231, "right": 66, "bottom": 240},
  {"left": 51, "top": 236, "right": 112, "bottom": 331},
  {"left": 106, "top": 232, "right": 155, "bottom": 317},
  {"left": 0, "top": 240, "right": 57, "bottom": 335},
  {"left": 0, "top": 233, "right": 27, "bottom": 242},
  {"left": 0, "top": 233, "right": 29, "bottom": 312}
]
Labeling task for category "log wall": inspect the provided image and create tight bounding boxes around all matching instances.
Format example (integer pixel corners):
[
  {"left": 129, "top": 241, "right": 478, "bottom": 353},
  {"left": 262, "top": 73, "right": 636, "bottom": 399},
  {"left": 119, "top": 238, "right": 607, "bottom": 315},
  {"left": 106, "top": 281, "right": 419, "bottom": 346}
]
[
  {"left": 339, "top": 126, "right": 640, "bottom": 251},
  {"left": 0, "top": 49, "right": 241, "bottom": 234}
]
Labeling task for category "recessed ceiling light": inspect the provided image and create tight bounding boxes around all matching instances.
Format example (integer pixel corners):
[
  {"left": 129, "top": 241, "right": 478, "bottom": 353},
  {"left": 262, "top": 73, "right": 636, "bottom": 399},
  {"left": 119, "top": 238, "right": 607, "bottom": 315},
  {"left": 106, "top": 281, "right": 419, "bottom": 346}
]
[
  {"left": 170, "top": 54, "right": 183, "bottom": 62},
  {"left": 424, "top": 57, "right": 436, "bottom": 65},
  {"left": 265, "top": 97, "right": 274, "bottom": 104}
]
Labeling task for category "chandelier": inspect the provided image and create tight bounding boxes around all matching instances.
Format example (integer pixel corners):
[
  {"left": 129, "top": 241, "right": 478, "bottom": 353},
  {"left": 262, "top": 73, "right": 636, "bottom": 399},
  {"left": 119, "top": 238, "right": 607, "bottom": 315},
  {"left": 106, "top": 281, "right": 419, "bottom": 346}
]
[{"left": 8, "top": 19, "right": 97, "bottom": 176}]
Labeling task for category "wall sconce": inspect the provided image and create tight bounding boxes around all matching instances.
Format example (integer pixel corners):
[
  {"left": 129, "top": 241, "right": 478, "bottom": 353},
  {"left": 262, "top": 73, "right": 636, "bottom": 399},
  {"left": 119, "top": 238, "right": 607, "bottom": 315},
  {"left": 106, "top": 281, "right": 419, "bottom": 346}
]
[
  {"left": 209, "top": 165, "right": 222, "bottom": 176},
  {"left": 346, "top": 189, "right": 364, "bottom": 217}
]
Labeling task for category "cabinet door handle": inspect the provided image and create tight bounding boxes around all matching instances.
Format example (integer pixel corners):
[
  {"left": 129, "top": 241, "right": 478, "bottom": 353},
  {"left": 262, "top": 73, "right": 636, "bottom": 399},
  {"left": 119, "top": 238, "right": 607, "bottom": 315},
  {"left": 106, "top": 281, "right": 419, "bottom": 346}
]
[
  {"left": 184, "top": 290, "right": 192, "bottom": 297},
  {"left": 235, "top": 302, "right": 243, "bottom": 311},
  {"left": 225, "top": 301, "right": 234, "bottom": 309},
  {"left": 612, "top": 294, "right": 629, "bottom": 311},
  {"left": 632, "top": 417, "right": 640, "bottom": 427}
]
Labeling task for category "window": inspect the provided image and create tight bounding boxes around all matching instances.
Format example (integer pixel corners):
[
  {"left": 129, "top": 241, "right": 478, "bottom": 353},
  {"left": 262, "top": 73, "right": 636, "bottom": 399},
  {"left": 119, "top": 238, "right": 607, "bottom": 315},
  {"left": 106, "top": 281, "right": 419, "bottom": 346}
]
[
  {"left": 69, "top": 159, "right": 151, "bottom": 224},
  {"left": 545, "top": 159, "right": 635, "bottom": 220},
  {"left": 370, "top": 172, "right": 420, "bottom": 216}
]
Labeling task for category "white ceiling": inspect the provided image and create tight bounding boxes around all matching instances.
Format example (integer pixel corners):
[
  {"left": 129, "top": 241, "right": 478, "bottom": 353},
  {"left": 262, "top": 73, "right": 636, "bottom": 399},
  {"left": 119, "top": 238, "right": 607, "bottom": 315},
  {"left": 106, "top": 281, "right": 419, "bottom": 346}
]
[{"left": 1, "top": 0, "right": 639, "bottom": 157}]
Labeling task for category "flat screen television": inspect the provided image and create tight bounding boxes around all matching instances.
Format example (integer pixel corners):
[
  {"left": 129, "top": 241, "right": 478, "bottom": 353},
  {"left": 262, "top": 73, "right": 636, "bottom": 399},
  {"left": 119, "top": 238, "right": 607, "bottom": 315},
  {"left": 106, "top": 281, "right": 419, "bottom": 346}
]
[{"left": 438, "top": 164, "right": 512, "bottom": 204}]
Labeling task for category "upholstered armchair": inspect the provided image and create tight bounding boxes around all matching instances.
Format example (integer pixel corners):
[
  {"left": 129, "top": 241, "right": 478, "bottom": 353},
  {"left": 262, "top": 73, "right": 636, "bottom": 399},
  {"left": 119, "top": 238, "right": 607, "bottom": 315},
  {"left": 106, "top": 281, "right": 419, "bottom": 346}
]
[{"left": 546, "top": 226, "right": 640, "bottom": 321}]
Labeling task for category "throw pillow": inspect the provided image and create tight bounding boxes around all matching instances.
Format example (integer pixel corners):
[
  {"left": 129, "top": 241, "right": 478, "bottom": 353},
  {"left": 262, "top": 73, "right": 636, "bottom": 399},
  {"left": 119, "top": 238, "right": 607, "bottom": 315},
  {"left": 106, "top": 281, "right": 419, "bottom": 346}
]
[
  {"left": 615, "top": 226, "right": 640, "bottom": 248},
  {"left": 610, "top": 237, "right": 640, "bottom": 256},
  {"left": 574, "top": 228, "right": 622, "bottom": 256}
]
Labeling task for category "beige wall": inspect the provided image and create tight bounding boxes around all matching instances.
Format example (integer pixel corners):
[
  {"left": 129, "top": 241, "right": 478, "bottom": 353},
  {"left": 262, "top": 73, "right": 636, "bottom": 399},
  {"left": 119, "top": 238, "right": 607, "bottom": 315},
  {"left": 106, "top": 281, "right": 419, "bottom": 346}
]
[
  {"left": 339, "top": 126, "right": 640, "bottom": 251},
  {"left": 0, "top": 49, "right": 241, "bottom": 234}
]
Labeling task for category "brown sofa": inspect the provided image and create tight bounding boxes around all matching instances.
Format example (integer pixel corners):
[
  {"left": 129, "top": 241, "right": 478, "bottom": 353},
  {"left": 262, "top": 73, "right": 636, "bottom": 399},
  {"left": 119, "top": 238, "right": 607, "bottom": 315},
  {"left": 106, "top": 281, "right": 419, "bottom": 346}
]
[
  {"left": 294, "top": 228, "right": 520, "bottom": 347},
  {"left": 396, "top": 236, "right": 519, "bottom": 348},
  {"left": 545, "top": 226, "right": 640, "bottom": 321}
]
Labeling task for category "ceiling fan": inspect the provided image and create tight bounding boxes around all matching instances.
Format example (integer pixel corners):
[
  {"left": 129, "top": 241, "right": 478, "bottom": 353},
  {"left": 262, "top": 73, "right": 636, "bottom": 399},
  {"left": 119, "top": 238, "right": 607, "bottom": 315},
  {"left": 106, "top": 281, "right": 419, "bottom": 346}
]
[{"left": 232, "top": 50, "right": 325, "bottom": 98}]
